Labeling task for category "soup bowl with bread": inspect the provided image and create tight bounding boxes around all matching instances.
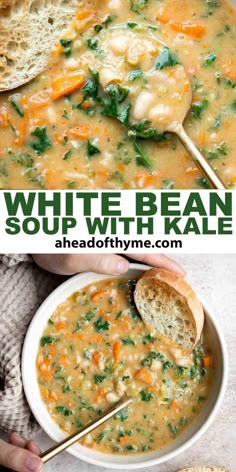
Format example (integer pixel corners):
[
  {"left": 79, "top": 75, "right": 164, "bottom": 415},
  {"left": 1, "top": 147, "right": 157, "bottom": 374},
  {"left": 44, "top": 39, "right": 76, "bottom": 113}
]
[
  {"left": 22, "top": 264, "right": 227, "bottom": 468},
  {"left": 0, "top": 0, "right": 236, "bottom": 189}
]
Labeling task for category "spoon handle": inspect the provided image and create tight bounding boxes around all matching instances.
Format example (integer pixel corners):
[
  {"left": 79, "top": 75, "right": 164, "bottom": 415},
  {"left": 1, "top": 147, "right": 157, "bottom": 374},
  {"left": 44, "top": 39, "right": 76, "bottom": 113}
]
[
  {"left": 40, "top": 397, "right": 132, "bottom": 463},
  {"left": 173, "top": 124, "right": 226, "bottom": 189}
]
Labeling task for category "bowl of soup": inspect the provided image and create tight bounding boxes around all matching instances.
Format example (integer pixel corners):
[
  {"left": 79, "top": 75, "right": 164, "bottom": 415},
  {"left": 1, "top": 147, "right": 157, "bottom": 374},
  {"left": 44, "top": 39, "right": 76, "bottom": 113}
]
[
  {"left": 1, "top": 0, "right": 236, "bottom": 190},
  {"left": 22, "top": 264, "right": 228, "bottom": 469}
]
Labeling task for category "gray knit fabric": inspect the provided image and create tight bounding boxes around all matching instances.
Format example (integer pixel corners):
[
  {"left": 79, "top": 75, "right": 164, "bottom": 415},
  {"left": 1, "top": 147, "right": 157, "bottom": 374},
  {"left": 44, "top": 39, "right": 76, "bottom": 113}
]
[{"left": 0, "top": 254, "right": 65, "bottom": 436}]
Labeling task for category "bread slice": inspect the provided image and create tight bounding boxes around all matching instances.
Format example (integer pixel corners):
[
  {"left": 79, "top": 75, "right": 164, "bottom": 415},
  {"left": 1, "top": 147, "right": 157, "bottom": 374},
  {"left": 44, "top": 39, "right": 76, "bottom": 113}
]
[
  {"left": 134, "top": 268, "right": 204, "bottom": 351},
  {"left": 0, "top": 0, "right": 79, "bottom": 91},
  {"left": 177, "top": 468, "right": 229, "bottom": 472}
]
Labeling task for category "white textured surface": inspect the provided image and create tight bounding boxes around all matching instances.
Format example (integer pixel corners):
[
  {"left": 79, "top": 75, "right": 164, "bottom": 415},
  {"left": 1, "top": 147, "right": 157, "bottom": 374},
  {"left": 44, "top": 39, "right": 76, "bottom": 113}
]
[{"left": 1, "top": 254, "right": 235, "bottom": 471}]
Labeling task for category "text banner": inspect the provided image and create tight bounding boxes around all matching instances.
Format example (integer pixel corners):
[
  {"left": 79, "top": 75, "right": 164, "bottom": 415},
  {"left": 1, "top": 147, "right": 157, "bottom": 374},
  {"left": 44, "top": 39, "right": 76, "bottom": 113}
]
[{"left": 0, "top": 190, "right": 235, "bottom": 253}]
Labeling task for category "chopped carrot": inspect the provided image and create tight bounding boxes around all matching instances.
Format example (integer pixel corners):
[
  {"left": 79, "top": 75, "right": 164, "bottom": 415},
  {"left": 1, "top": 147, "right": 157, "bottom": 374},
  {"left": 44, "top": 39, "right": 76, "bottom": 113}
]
[
  {"left": 113, "top": 341, "right": 122, "bottom": 363},
  {"left": 56, "top": 321, "right": 67, "bottom": 331},
  {"left": 157, "top": 14, "right": 206, "bottom": 37},
  {"left": 48, "top": 343, "right": 56, "bottom": 358},
  {"left": 59, "top": 354, "right": 70, "bottom": 367},
  {"left": 200, "top": 131, "right": 207, "bottom": 146},
  {"left": 76, "top": 10, "right": 94, "bottom": 21},
  {"left": 118, "top": 435, "right": 129, "bottom": 443},
  {"left": 135, "top": 172, "right": 156, "bottom": 189},
  {"left": 71, "top": 333, "right": 83, "bottom": 341},
  {"left": 82, "top": 100, "right": 92, "bottom": 109},
  {"left": 28, "top": 90, "right": 50, "bottom": 108},
  {"left": 91, "top": 290, "right": 106, "bottom": 302},
  {"left": 51, "top": 72, "right": 86, "bottom": 100},
  {"left": 51, "top": 42, "right": 63, "bottom": 57},
  {"left": 119, "top": 315, "right": 131, "bottom": 333},
  {"left": 44, "top": 169, "right": 59, "bottom": 190},
  {"left": 92, "top": 335, "right": 103, "bottom": 344},
  {"left": 38, "top": 358, "right": 50, "bottom": 372},
  {"left": 221, "top": 60, "right": 236, "bottom": 81},
  {"left": 41, "top": 387, "right": 49, "bottom": 400},
  {"left": 134, "top": 368, "right": 153, "bottom": 385},
  {"left": 94, "top": 387, "right": 105, "bottom": 403},
  {"left": 170, "top": 399, "right": 180, "bottom": 409},
  {"left": 170, "top": 22, "right": 206, "bottom": 38},
  {"left": 156, "top": 14, "right": 170, "bottom": 24},
  {"left": 48, "top": 391, "right": 58, "bottom": 401},
  {"left": 0, "top": 106, "right": 9, "bottom": 127},
  {"left": 40, "top": 369, "right": 55, "bottom": 383},
  {"left": 117, "top": 163, "right": 125, "bottom": 173},
  {"left": 54, "top": 133, "right": 64, "bottom": 145},
  {"left": 68, "top": 125, "right": 90, "bottom": 140},
  {"left": 148, "top": 385, "right": 158, "bottom": 394},
  {"left": 203, "top": 355, "right": 212, "bottom": 367},
  {"left": 92, "top": 351, "right": 102, "bottom": 365},
  {"left": 97, "top": 171, "right": 109, "bottom": 180},
  {"left": 110, "top": 304, "right": 119, "bottom": 311}
]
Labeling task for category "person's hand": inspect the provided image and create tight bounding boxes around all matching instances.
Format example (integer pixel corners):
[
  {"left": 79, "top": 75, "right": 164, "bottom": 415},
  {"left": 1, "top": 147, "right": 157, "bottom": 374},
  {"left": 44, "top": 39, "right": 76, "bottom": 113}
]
[
  {"left": 32, "top": 253, "right": 185, "bottom": 277},
  {"left": 0, "top": 433, "right": 43, "bottom": 472}
]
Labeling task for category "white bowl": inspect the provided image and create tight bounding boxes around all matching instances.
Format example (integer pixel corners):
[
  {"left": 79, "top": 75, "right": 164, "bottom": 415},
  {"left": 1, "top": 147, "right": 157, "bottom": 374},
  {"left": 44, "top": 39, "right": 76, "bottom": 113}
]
[{"left": 22, "top": 264, "right": 228, "bottom": 469}]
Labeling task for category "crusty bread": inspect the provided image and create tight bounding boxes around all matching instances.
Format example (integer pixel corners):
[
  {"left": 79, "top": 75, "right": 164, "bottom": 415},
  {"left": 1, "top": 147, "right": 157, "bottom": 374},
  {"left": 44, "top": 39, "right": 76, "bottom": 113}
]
[
  {"left": 177, "top": 468, "right": 229, "bottom": 472},
  {"left": 0, "top": 0, "right": 79, "bottom": 91},
  {"left": 134, "top": 269, "right": 204, "bottom": 351}
]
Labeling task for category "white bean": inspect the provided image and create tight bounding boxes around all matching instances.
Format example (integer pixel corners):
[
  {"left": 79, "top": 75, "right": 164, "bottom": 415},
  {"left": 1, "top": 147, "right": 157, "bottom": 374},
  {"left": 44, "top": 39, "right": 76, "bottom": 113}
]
[
  {"left": 116, "top": 380, "right": 126, "bottom": 397},
  {"left": 133, "top": 92, "right": 154, "bottom": 120},
  {"left": 150, "top": 359, "right": 162, "bottom": 371},
  {"left": 76, "top": 354, "right": 82, "bottom": 364},
  {"left": 175, "top": 357, "right": 189, "bottom": 367},
  {"left": 107, "top": 0, "right": 122, "bottom": 10},
  {"left": 169, "top": 347, "right": 189, "bottom": 367},
  {"left": 127, "top": 47, "right": 139, "bottom": 66},
  {"left": 84, "top": 434, "right": 93, "bottom": 445},
  {"left": 110, "top": 35, "right": 130, "bottom": 55},
  {"left": 65, "top": 58, "right": 80, "bottom": 70},
  {"left": 73, "top": 39, "right": 82, "bottom": 49},
  {"left": 47, "top": 106, "right": 57, "bottom": 125},
  {"left": 149, "top": 104, "right": 171, "bottom": 123},
  {"left": 99, "top": 68, "right": 120, "bottom": 88},
  {"left": 106, "top": 392, "right": 120, "bottom": 403}
]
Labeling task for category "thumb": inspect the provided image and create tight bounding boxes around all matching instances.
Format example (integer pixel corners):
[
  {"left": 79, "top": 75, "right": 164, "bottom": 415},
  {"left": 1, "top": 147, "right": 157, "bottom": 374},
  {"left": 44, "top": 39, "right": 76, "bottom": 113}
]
[
  {"left": 0, "top": 440, "right": 43, "bottom": 472},
  {"left": 70, "top": 254, "right": 129, "bottom": 275}
]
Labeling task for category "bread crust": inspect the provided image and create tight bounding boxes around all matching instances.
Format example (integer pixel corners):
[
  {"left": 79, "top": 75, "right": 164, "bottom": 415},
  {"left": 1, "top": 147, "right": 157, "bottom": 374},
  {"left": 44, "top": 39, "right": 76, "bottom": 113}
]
[{"left": 135, "top": 268, "right": 204, "bottom": 350}]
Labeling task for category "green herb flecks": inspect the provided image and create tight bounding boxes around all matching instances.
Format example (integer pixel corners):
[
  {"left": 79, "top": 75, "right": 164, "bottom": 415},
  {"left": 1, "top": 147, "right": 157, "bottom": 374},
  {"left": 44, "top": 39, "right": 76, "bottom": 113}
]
[
  {"left": 30, "top": 127, "right": 52, "bottom": 155},
  {"left": 155, "top": 47, "right": 180, "bottom": 70}
]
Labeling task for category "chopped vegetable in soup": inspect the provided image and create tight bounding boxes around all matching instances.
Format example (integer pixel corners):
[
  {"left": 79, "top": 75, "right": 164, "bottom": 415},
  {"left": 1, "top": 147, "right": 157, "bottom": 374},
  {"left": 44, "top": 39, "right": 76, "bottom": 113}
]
[
  {"left": 0, "top": 0, "right": 236, "bottom": 189},
  {"left": 37, "top": 278, "right": 213, "bottom": 455}
]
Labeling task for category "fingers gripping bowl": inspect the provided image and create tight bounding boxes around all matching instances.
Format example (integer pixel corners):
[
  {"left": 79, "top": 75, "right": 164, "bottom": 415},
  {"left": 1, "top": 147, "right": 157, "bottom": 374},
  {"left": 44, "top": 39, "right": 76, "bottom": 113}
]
[{"left": 22, "top": 264, "right": 228, "bottom": 469}]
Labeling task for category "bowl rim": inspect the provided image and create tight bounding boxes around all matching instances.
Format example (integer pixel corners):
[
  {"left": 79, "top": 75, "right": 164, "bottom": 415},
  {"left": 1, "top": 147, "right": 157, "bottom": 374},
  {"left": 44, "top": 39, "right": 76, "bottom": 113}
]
[{"left": 21, "top": 263, "right": 228, "bottom": 469}]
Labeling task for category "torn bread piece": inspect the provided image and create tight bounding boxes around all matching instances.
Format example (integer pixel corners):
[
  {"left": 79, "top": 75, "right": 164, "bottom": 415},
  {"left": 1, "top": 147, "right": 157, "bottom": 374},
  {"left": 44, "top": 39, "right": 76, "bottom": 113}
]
[
  {"left": 0, "top": 0, "right": 79, "bottom": 91},
  {"left": 134, "top": 268, "right": 204, "bottom": 351}
]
